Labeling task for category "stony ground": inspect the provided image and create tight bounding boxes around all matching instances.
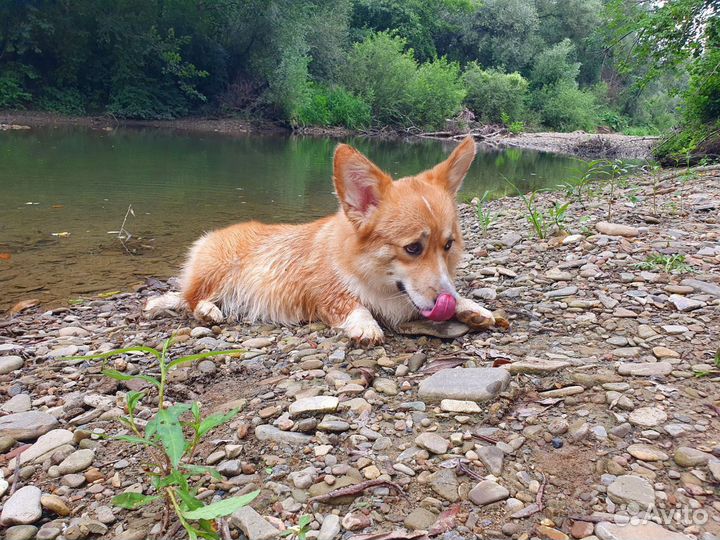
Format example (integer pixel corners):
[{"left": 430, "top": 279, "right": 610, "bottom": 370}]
[
  {"left": 499, "top": 132, "right": 658, "bottom": 160},
  {"left": 1, "top": 167, "right": 719, "bottom": 540}
]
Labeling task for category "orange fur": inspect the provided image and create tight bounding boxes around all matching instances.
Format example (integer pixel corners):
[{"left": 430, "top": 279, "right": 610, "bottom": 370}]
[{"left": 144, "top": 136, "right": 495, "bottom": 344}]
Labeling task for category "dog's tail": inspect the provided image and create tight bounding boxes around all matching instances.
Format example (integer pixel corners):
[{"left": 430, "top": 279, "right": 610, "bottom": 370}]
[{"left": 143, "top": 291, "right": 187, "bottom": 319}]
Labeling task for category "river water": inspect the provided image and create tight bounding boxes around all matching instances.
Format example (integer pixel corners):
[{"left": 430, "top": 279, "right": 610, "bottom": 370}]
[{"left": 0, "top": 127, "right": 588, "bottom": 309}]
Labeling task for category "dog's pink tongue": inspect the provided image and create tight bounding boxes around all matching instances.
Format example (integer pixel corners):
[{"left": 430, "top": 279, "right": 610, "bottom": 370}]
[{"left": 421, "top": 293, "right": 456, "bottom": 322}]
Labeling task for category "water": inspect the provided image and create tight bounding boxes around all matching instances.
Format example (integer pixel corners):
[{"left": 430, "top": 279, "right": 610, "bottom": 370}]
[{"left": 0, "top": 127, "right": 587, "bottom": 309}]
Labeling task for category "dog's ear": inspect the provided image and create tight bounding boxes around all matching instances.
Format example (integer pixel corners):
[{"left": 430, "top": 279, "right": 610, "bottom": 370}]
[
  {"left": 431, "top": 135, "right": 476, "bottom": 194},
  {"left": 333, "top": 144, "right": 392, "bottom": 227}
]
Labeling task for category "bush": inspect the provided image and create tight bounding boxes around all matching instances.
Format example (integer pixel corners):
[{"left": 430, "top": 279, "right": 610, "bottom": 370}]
[
  {"left": 406, "top": 57, "right": 465, "bottom": 130},
  {"left": 37, "top": 87, "right": 86, "bottom": 115},
  {"left": 0, "top": 71, "right": 31, "bottom": 108},
  {"left": 530, "top": 39, "right": 580, "bottom": 89},
  {"left": 296, "top": 84, "right": 371, "bottom": 129},
  {"left": 343, "top": 32, "right": 416, "bottom": 126},
  {"left": 462, "top": 63, "right": 528, "bottom": 123},
  {"left": 532, "top": 80, "right": 598, "bottom": 132},
  {"left": 108, "top": 85, "right": 188, "bottom": 120}
]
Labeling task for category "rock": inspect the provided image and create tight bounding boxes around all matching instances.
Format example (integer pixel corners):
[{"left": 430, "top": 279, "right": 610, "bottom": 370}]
[
  {"left": 231, "top": 507, "right": 280, "bottom": 540},
  {"left": 539, "top": 385, "right": 584, "bottom": 398},
  {"left": 396, "top": 320, "right": 469, "bottom": 339},
  {"left": 652, "top": 346, "right": 679, "bottom": 359},
  {"left": 668, "top": 294, "right": 704, "bottom": 311},
  {"left": 499, "top": 231, "right": 522, "bottom": 247},
  {"left": 57, "top": 449, "right": 95, "bottom": 474},
  {"left": 0, "top": 356, "right": 24, "bottom": 374},
  {"left": 40, "top": 494, "right": 70, "bottom": 516},
  {"left": 545, "top": 286, "right": 578, "bottom": 298},
  {"left": 674, "top": 446, "right": 712, "bottom": 467},
  {"left": 595, "top": 521, "right": 691, "bottom": 540},
  {"left": 477, "top": 446, "right": 504, "bottom": 475},
  {"left": 242, "top": 337, "right": 274, "bottom": 349},
  {"left": 468, "top": 480, "right": 509, "bottom": 506},
  {"left": 629, "top": 407, "right": 667, "bottom": 427},
  {"left": 36, "top": 526, "right": 62, "bottom": 540},
  {"left": 472, "top": 288, "right": 497, "bottom": 301},
  {"left": 607, "top": 475, "right": 655, "bottom": 509},
  {"left": 595, "top": 221, "right": 639, "bottom": 237},
  {"left": 405, "top": 508, "right": 437, "bottom": 531},
  {"left": 8, "top": 429, "right": 73, "bottom": 469},
  {"left": 537, "top": 525, "right": 569, "bottom": 540},
  {"left": 680, "top": 278, "right": 720, "bottom": 297},
  {"left": 503, "top": 358, "right": 569, "bottom": 374},
  {"left": 289, "top": 396, "right": 338, "bottom": 417},
  {"left": 5, "top": 525, "right": 38, "bottom": 540},
  {"left": 342, "top": 512, "right": 371, "bottom": 531},
  {"left": 570, "top": 521, "right": 594, "bottom": 539},
  {"left": 0, "top": 485, "right": 42, "bottom": 525},
  {"left": 0, "top": 411, "right": 60, "bottom": 441},
  {"left": 440, "top": 399, "right": 481, "bottom": 413},
  {"left": 618, "top": 362, "right": 672, "bottom": 377},
  {"left": 415, "top": 432, "right": 449, "bottom": 455},
  {"left": 429, "top": 468, "right": 459, "bottom": 502},
  {"left": 418, "top": 368, "right": 510, "bottom": 403},
  {"left": 95, "top": 505, "right": 116, "bottom": 524},
  {"left": 546, "top": 267, "right": 573, "bottom": 281},
  {"left": 627, "top": 444, "right": 668, "bottom": 462},
  {"left": 255, "top": 425, "right": 312, "bottom": 445},
  {"left": 1, "top": 394, "right": 31, "bottom": 413},
  {"left": 317, "top": 515, "right": 341, "bottom": 540},
  {"left": 372, "top": 378, "right": 398, "bottom": 395}
]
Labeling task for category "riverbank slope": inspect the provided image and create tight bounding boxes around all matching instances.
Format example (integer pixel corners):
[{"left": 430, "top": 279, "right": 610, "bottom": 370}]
[{"left": 1, "top": 166, "right": 718, "bottom": 539}]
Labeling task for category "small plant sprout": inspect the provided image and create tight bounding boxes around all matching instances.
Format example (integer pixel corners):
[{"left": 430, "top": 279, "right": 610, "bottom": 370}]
[
  {"left": 281, "top": 515, "right": 313, "bottom": 539},
  {"left": 66, "top": 338, "right": 255, "bottom": 540},
  {"left": 548, "top": 200, "right": 570, "bottom": 232},
  {"left": 644, "top": 160, "right": 662, "bottom": 216},
  {"left": 476, "top": 190, "right": 495, "bottom": 233},
  {"left": 634, "top": 254, "right": 693, "bottom": 274}
]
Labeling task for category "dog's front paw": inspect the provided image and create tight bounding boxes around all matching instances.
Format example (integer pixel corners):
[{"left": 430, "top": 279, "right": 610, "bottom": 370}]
[
  {"left": 193, "top": 300, "right": 225, "bottom": 324},
  {"left": 455, "top": 297, "right": 495, "bottom": 330},
  {"left": 340, "top": 308, "right": 384, "bottom": 347}
]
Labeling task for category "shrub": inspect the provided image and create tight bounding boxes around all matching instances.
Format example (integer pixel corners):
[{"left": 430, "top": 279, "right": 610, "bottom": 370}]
[
  {"left": 530, "top": 39, "right": 580, "bottom": 89},
  {"left": 462, "top": 63, "right": 528, "bottom": 123},
  {"left": 108, "top": 85, "right": 188, "bottom": 120},
  {"left": 532, "top": 80, "right": 599, "bottom": 132},
  {"left": 0, "top": 71, "right": 31, "bottom": 108},
  {"left": 342, "top": 32, "right": 416, "bottom": 126},
  {"left": 296, "top": 84, "right": 371, "bottom": 129},
  {"left": 406, "top": 57, "right": 465, "bottom": 130},
  {"left": 37, "top": 87, "right": 86, "bottom": 115}
]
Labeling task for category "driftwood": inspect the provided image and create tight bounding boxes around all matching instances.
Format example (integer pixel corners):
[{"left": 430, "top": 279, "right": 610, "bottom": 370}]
[{"left": 419, "top": 124, "right": 509, "bottom": 144}]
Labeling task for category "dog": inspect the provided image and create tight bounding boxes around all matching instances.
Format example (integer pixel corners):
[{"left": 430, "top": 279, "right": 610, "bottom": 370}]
[{"left": 144, "top": 135, "right": 496, "bottom": 345}]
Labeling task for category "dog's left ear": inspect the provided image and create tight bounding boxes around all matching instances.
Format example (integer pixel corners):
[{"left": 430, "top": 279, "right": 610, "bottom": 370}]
[
  {"left": 431, "top": 135, "right": 476, "bottom": 194},
  {"left": 333, "top": 144, "right": 392, "bottom": 227}
]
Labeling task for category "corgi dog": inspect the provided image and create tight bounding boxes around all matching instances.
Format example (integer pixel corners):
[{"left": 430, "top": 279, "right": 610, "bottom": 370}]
[{"left": 144, "top": 135, "right": 496, "bottom": 345}]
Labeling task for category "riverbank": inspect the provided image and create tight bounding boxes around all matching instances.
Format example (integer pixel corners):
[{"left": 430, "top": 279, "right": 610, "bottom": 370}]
[
  {"left": 1, "top": 111, "right": 658, "bottom": 160},
  {"left": 1, "top": 166, "right": 719, "bottom": 539}
]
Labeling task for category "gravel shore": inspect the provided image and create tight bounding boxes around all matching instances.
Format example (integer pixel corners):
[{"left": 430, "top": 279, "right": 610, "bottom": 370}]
[{"left": 1, "top": 167, "right": 719, "bottom": 540}]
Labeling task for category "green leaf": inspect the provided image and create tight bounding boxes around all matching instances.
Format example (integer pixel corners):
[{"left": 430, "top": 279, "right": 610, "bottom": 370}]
[
  {"left": 180, "top": 464, "right": 222, "bottom": 480},
  {"left": 155, "top": 470, "right": 189, "bottom": 491},
  {"left": 156, "top": 409, "right": 187, "bottom": 467},
  {"left": 63, "top": 345, "right": 162, "bottom": 363},
  {"left": 176, "top": 487, "right": 204, "bottom": 512},
  {"left": 167, "top": 349, "right": 245, "bottom": 370},
  {"left": 102, "top": 369, "right": 160, "bottom": 388},
  {"left": 182, "top": 491, "right": 260, "bottom": 520},
  {"left": 191, "top": 401, "right": 201, "bottom": 423},
  {"left": 112, "top": 492, "right": 160, "bottom": 509},
  {"left": 112, "top": 434, "right": 155, "bottom": 447},
  {"left": 197, "top": 408, "right": 241, "bottom": 438},
  {"left": 126, "top": 390, "right": 145, "bottom": 415}
]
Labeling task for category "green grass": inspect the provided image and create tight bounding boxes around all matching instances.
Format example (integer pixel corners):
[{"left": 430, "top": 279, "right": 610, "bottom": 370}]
[{"left": 634, "top": 254, "right": 692, "bottom": 273}]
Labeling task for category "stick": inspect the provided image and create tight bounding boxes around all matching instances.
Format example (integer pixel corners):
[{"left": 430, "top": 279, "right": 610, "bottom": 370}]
[{"left": 309, "top": 479, "right": 406, "bottom": 503}]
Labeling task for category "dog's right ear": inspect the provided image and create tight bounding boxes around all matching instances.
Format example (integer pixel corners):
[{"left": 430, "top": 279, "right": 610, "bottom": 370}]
[{"left": 333, "top": 144, "right": 392, "bottom": 227}]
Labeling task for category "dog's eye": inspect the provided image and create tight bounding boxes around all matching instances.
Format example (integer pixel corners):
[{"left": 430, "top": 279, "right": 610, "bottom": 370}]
[
  {"left": 444, "top": 239, "right": 454, "bottom": 251},
  {"left": 404, "top": 242, "right": 423, "bottom": 256}
]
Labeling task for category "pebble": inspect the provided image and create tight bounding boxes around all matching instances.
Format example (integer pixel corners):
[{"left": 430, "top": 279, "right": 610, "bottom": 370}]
[
  {"left": 289, "top": 396, "right": 339, "bottom": 417},
  {"left": 629, "top": 407, "right": 667, "bottom": 427},
  {"left": 5, "top": 525, "right": 39, "bottom": 540},
  {"left": 607, "top": 475, "right": 655, "bottom": 509},
  {"left": 468, "top": 480, "right": 509, "bottom": 506},
  {"left": 40, "top": 494, "right": 70, "bottom": 516},
  {"left": 674, "top": 446, "right": 712, "bottom": 467},
  {"left": 618, "top": 362, "right": 672, "bottom": 376},
  {"left": 595, "top": 221, "right": 639, "bottom": 237},
  {"left": 0, "top": 355, "right": 24, "bottom": 374},
  {"left": 231, "top": 507, "right": 280, "bottom": 540},
  {"left": 440, "top": 399, "right": 481, "bottom": 413},
  {"left": 317, "top": 514, "right": 341, "bottom": 540},
  {"left": 57, "top": 449, "right": 95, "bottom": 474},
  {"left": 255, "top": 425, "right": 312, "bottom": 445},
  {"left": 627, "top": 444, "right": 668, "bottom": 461},
  {"left": 418, "top": 368, "right": 510, "bottom": 402},
  {"left": 396, "top": 320, "right": 469, "bottom": 338},
  {"left": 0, "top": 411, "right": 60, "bottom": 440},
  {"left": 0, "top": 485, "right": 42, "bottom": 525},
  {"left": 595, "top": 521, "right": 692, "bottom": 540},
  {"left": 405, "top": 507, "right": 438, "bottom": 530},
  {"left": 415, "top": 432, "right": 449, "bottom": 454}
]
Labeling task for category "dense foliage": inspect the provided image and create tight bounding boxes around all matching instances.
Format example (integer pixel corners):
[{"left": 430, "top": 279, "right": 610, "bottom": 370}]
[{"left": 0, "top": 0, "right": 714, "bottom": 141}]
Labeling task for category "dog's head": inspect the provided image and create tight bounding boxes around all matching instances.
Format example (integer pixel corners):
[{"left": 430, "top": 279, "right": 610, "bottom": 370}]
[{"left": 333, "top": 136, "right": 475, "bottom": 320}]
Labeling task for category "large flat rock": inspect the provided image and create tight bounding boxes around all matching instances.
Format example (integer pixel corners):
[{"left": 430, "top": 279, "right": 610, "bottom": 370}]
[
  {"left": 418, "top": 368, "right": 510, "bottom": 403},
  {"left": 0, "top": 411, "right": 59, "bottom": 441},
  {"left": 596, "top": 521, "right": 691, "bottom": 540}
]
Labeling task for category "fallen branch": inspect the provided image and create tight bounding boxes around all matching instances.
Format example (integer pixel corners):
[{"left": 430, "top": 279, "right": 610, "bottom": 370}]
[{"left": 309, "top": 479, "right": 406, "bottom": 503}]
